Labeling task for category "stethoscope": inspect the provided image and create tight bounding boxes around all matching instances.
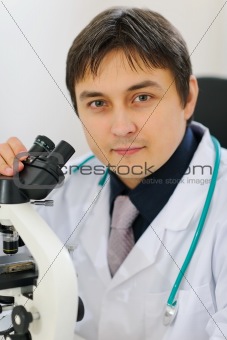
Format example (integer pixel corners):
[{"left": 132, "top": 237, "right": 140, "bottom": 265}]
[{"left": 73, "top": 136, "right": 221, "bottom": 326}]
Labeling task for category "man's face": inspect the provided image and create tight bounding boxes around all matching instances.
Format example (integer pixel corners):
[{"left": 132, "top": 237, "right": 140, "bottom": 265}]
[{"left": 75, "top": 50, "right": 196, "bottom": 188}]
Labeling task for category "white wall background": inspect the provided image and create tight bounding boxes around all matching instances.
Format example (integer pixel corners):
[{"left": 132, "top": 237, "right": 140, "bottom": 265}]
[{"left": 1, "top": 0, "right": 226, "bottom": 156}]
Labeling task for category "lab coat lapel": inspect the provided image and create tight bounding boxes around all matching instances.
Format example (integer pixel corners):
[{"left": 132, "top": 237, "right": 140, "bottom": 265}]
[
  {"left": 157, "top": 126, "right": 215, "bottom": 232},
  {"left": 80, "top": 181, "right": 112, "bottom": 285},
  {"left": 79, "top": 176, "right": 166, "bottom": 289},
  {"left": 109, "top": 219, "right": 166, "bottom": 288}
]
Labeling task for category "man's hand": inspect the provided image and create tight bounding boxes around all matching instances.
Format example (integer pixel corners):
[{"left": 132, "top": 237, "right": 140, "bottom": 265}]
[{"left": 0, "top": 137, "right": 27, "bottom": 176}]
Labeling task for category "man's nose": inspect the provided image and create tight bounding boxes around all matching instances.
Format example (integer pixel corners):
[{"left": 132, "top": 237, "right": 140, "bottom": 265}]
[{"left": 110, "top": 110, "right": 137, "bottom": 137}]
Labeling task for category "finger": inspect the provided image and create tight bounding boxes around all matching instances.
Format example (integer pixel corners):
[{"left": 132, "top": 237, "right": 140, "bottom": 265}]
[
  {"left": 0, "top": 155, "right": 25, "bottom": 175},
  {"left": 6, "top": 137, "right": 28, "bottom": 172},
  {"left": 7, "top": 137, "right": 27, "bottom": 160},
  {"left": 0, "top": 140, "right": 26, "bottom": 175},
  {"left": 0, "top": 155, "right": 14, "bottom": 176}
]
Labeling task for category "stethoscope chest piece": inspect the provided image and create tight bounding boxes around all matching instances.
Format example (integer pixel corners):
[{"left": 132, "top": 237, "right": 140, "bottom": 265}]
[{"left": 163, "top": 302, "right": 178, "bottom": 326}]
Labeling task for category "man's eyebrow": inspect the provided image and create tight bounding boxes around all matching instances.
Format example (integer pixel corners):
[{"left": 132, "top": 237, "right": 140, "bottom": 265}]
[
  {"left": 79, "top": 91, "right": 104, "bottom": 101},
  {"left": 79, "top": 80, "right": 163, "bottom": 101},
  {"left": 126, "top": 80, "right": 163, "bottom": 92}
]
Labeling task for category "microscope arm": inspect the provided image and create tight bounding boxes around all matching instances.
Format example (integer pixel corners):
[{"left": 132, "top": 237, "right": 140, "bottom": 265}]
[{"left": 0, "top": 202, "right": 82, "bottom": 340}]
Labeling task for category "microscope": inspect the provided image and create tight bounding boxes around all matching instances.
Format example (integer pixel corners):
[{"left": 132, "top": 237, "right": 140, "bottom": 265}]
[{"left": 0, "top": 136, "right": 84, "bottom": 340}]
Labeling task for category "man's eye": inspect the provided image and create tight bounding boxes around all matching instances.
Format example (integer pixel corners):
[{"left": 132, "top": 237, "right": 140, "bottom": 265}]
[
  {"left": 90, "top": 100, "right": 105, "bottom": 107},
  {"left": 134, "top": 95, "right": 151, "bottom": 102}
]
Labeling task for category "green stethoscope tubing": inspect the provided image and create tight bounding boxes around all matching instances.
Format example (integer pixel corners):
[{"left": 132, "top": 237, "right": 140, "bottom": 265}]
[
  {"left": 73, "top": 136, "right": 221, "bottom": 313},
  {"left": 167, "top": 136, "right": 221, "bottom": 308}
]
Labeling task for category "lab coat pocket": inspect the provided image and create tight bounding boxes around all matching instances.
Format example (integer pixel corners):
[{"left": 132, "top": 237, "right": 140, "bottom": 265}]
[
  {"left": 168, "top": 283, "right": 215, "bottom": 340},
  {"left": 144, "top": 284, "right": 215, "bottom": 340}
]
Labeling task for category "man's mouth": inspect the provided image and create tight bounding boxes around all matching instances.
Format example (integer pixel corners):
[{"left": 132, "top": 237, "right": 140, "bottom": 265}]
[{"left": 112, "top": 146, "right": 145, "bottom": 156}]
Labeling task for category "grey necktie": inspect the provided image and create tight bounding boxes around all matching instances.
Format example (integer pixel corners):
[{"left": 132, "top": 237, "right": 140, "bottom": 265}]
[{"left": 107, "top": 195, "right": 139, "bottom": 276}]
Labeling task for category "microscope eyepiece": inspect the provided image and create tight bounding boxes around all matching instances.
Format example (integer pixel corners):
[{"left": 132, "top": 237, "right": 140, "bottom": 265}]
[
  {"left": 48, "top": 140, "right": 75, "bottom": 167},
  {"left": 28, "top": 135, "right": 55, "bottom": 153}
]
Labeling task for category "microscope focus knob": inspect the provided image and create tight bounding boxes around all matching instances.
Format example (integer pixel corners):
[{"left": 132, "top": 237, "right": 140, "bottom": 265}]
[{"left": 12, "top": 306, "right": 33, "bottom": 335}]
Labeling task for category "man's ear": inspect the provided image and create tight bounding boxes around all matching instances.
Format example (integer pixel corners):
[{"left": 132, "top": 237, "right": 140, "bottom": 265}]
[{"left": 184, "top": 75, "right": 199, "bottom": 120}]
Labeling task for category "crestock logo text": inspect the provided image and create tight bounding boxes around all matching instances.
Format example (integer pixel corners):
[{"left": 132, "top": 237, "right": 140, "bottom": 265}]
[{"left": 62, "top": 163, "right": 212, "bottom": 177}]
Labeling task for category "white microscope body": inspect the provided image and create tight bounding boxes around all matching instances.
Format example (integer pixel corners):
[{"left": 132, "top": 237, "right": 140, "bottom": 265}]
[
  {"left": 0, "top": 203, "right": 82, "bottom": 340},
  {"left": 0, "top": 136, "right": 85, "bottom": 340}
]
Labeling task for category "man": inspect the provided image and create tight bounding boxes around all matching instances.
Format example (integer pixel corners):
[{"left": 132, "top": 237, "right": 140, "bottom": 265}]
[{"left": 0, "top": 7, "right": 227, "bottom": 340}]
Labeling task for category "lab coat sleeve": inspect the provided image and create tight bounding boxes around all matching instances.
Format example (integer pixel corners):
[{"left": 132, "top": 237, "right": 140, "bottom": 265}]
[{"left": 206, "top": 222, "right": 227, "bottom": 339}]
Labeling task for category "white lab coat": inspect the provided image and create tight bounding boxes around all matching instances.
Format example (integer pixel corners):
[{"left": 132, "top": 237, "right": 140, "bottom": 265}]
[{"left": 38, "top": 122, "right": 227, "bottom": 340}]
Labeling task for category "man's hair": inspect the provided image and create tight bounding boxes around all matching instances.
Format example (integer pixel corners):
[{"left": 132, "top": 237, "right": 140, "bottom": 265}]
[{"left": 66, "top": 7, "right": 192, "bottom": 115}]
